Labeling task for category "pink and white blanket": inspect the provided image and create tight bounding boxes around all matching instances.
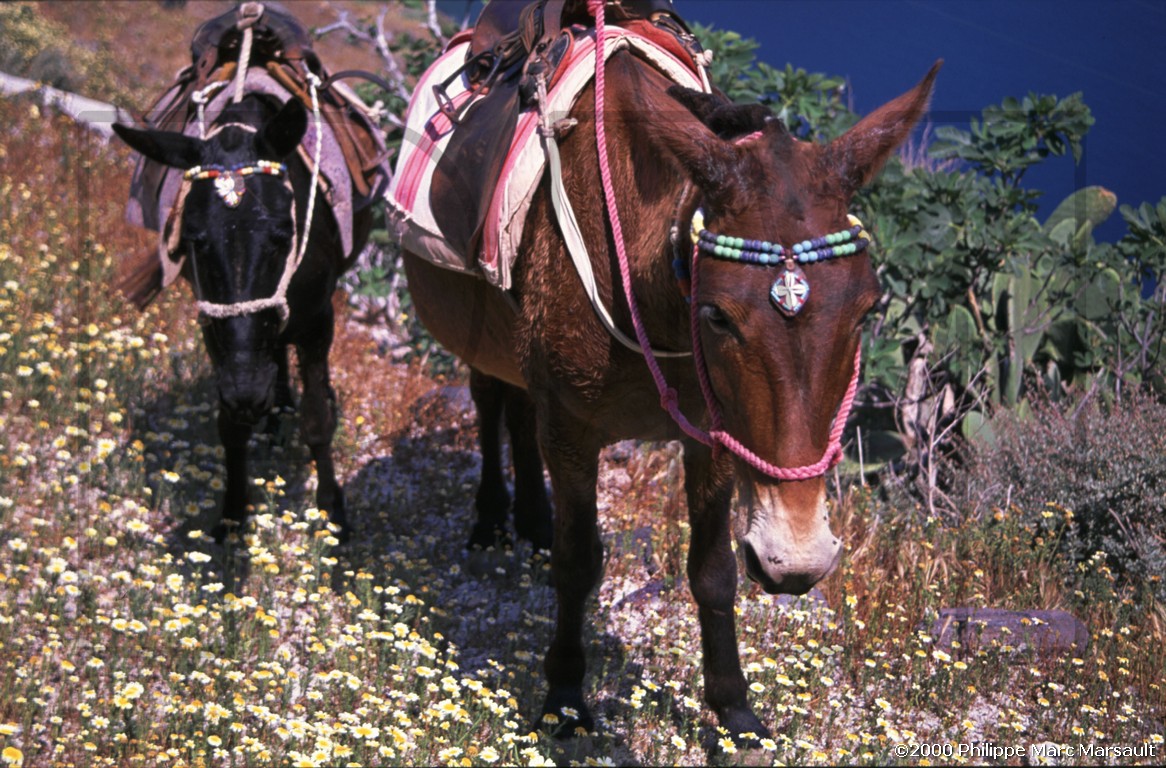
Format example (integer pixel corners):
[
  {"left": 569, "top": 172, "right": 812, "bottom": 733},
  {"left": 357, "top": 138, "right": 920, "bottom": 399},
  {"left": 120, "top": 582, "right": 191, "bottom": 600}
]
[{"left": 386, "top": 25, "right": 705, "bottom": 290}]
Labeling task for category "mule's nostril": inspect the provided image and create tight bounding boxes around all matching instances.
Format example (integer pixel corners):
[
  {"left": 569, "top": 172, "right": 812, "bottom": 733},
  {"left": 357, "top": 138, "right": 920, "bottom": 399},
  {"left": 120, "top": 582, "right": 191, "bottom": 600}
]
[{"left": 742, "top": 542, "right": 762, "bottom": 581}]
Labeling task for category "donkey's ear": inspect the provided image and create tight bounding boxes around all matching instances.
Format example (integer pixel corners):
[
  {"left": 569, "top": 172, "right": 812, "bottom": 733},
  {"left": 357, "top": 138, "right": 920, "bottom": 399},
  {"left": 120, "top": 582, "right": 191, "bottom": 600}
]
[
  {"left": 113, "top": 123, "right": 202, "bottom": 169},
  {"left": 827, "top": 60, "right": 942, "bottom": 195},
  {"left": 667, "top": 85, "right": 772, "bottom": 140},
  {"left": 257, "top": 98, "right": 307, "bottom": 160}
]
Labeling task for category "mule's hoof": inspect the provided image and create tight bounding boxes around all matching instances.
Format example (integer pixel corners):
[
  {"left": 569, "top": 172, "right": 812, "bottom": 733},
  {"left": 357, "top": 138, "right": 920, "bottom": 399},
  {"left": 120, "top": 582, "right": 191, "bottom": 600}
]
[
  {"left": 318, "top": 490, "right": 347, "bottom": 544},
  {"left": 329, "top": 523, "right": 350, "bottom": 546},
  {"left": 514, "top": 507, "right": 553, "bottom": 552},
  {"left": 265, "top": 407, "right": 297, "bottom": 445},
  {"left": 715, "top": 705, "right": 770, "bottom": 746},
  {"left": 541, "top": 688, "right": 594, "bottom": 739},
  {"left": 212, "top": 519, "right": 243, "bottom": 546},
  {"left": 467, "top": 521, "right": 511, "bottom": 552}
]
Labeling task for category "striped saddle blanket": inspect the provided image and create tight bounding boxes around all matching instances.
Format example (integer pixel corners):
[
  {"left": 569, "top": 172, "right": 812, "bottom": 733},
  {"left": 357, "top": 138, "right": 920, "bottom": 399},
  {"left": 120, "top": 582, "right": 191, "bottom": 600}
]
[{"left": 385, "top": 23, "right": 705, "bottom": 290}]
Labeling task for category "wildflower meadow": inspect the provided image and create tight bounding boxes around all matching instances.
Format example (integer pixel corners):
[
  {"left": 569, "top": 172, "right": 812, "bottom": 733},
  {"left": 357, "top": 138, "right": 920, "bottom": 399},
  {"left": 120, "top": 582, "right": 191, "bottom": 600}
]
[{"left": 2, "top": 3, "right": 1164, "bottom": 767}]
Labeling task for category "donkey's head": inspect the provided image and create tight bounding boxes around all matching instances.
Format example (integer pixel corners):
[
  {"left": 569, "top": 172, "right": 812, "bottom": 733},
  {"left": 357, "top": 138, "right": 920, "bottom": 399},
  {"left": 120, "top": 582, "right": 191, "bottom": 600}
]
[
  {"left": 659, "top": 64, "right": 940, "bottom": 594},
  {"left": 115, "top": 97, "right": 307, "bottom": 424}
]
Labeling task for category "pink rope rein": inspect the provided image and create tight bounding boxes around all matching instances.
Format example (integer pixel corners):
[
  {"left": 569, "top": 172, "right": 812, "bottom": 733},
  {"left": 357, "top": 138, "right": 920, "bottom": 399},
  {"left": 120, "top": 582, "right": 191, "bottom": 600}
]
[
  {"left": 589, "top": 0, "right": 711, "bottom": 445},
  {"left": 586, "top": 0, "right": 858, "bottom": 479}
]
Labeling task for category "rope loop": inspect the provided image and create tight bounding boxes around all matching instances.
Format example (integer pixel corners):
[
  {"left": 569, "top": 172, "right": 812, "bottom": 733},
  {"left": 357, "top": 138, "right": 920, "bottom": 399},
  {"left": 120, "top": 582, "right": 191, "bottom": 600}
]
[{"left": 659, "top": 387, "right": 680, "bottom": 413}]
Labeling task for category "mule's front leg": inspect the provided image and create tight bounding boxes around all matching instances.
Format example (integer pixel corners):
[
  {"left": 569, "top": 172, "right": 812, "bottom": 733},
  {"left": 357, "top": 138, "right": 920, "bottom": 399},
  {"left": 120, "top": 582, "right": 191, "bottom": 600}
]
[
  {"left": 216, "top": 407, "right": 253, "bottom": 543},
  {"left": 296, "top": 330, "right": 346, "bottom": 540},
  {"left": 539, "top": 409, "right": 603, "bottom": 735},
  {"left": 684, "top": 441, "right": 769, "bottom": 740}
]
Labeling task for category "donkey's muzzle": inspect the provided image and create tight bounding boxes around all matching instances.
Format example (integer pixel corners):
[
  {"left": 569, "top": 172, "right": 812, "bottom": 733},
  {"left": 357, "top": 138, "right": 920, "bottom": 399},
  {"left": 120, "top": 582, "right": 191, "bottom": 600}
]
[
  {"left": 741, "top": 539, "right": 839, "bottom": 596},
  {"left": 217, "top": 357, "right": 278, "bottom": 426}
]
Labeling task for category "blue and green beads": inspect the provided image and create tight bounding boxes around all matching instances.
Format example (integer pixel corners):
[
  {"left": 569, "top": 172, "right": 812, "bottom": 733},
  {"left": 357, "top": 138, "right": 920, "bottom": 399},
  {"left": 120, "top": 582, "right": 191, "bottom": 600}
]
[{"left": 691, "top": 208, "right": 870, "bottom": 266}]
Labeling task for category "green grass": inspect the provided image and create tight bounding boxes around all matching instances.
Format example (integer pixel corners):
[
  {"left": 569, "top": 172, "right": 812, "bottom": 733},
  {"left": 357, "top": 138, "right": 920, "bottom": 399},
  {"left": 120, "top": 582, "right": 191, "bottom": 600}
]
[{"left": 1, "top": 95, "right": 1163, "bottom": 767}]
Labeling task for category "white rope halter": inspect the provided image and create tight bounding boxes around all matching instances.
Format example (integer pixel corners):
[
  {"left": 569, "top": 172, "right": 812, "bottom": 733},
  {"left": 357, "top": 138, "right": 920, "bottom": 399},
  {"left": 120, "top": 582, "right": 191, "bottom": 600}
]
[{"left": 178, "top": 7, "right": 325, "bottom": 331}]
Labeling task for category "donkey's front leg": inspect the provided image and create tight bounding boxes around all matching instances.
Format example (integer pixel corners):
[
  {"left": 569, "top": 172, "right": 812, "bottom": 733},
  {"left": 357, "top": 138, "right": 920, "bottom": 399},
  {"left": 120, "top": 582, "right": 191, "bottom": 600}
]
[
  {"left": 539, "top": 407, "right": 603, "bottom": 735},
  {"left": 296, "top": 327, "right": 346, "bottom": 540},
  {"left": 216, "top": 407, "right": 253, "bottom": 544},
  {"left": 683, "top": 440, "right": 769, "bottom": 740}
]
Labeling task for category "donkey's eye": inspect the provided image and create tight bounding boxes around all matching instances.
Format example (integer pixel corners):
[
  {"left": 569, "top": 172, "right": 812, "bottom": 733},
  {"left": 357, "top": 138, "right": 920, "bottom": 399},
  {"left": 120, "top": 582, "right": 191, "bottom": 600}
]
[{"left": 699, "top": 304, "right": 735, "bottom": 336}]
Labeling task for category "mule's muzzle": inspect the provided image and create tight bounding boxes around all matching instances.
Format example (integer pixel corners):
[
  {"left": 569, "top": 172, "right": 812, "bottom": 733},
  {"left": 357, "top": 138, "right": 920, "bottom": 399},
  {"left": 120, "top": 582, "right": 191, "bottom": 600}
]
[
  {"left": 741, "top": 539, "right": 840, "bottom": 596},
  {"left": 735, "top": 479, "right": 842, "bottom": 595},
  {"left": 217, "top": 358, "right": 278, "bottom": 426}
]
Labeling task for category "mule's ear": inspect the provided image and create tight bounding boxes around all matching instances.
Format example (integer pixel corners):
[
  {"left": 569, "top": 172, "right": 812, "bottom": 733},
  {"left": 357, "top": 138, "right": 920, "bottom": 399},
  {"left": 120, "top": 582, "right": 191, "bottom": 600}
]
[
  {"left": 660, "top": 119, "right": 743, "bottom": 203},
  {"left": 257, "top": 98, "right": 307, "bottom": 160},
  {"left": 667, "top": 85, "right": 773, "bottom": 140},
  {"left": 667, "top": 85, "right": 728, "bottom": 125},
  {"left": 649, "top": 88, "right": 747, "bottom": 203},
  {"left": 112, "top": 123, "right": 202, "bottom": 169},
  {"left": 827, "top": 60, "right": 942, "bottom": 195}
]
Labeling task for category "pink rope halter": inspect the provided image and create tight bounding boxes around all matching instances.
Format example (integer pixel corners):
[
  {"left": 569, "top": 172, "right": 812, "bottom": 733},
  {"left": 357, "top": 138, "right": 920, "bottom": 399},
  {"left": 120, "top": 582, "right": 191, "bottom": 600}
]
[{"left": 587, "top": 1, "right": 861, "bottom": 481}]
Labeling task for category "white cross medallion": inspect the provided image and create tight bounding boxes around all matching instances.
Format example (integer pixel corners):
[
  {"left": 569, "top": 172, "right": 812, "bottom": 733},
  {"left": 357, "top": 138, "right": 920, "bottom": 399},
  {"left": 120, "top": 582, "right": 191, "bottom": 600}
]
[
  {"left": 214, "top": 173, "right": 245, "bottom": 208},
  {"left": 770, "top": 266, "right": 810, "bottom": 316}
]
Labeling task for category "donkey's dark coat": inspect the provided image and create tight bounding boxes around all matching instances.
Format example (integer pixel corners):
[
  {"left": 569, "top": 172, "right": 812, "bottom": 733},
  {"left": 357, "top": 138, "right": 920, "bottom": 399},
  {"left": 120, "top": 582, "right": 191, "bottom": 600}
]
[{"left": 115, "top": 95, "right": 370, "bottom": 542}]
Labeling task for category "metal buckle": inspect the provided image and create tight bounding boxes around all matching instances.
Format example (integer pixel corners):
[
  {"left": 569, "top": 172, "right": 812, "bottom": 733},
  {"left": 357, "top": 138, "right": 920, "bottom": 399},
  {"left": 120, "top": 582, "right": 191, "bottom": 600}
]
[{"left": 432, "top": 51, "right": 502, "bottom": 125}]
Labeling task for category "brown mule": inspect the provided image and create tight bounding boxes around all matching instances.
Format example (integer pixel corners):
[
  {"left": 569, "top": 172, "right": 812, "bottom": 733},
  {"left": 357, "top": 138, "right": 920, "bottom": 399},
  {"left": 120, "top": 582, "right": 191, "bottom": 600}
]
[{"left": 405, "top": 48, "right": 940, "bottom": 737}]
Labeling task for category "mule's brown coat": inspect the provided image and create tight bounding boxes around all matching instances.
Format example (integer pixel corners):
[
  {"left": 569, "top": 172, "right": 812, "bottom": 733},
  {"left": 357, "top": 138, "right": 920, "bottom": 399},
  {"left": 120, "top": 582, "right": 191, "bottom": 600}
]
[{"left": 406, "top": 48, "right": 940, "bottom": 735}]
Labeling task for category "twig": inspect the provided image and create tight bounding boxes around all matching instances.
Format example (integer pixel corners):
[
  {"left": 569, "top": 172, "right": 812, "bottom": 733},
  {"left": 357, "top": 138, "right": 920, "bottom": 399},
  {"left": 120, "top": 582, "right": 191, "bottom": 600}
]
[
  {"left": 425, "top": 0, "right": 449, "bottom": 47},
  {"left": 316, "top": 5, "right": 412, "bottom": 102}
]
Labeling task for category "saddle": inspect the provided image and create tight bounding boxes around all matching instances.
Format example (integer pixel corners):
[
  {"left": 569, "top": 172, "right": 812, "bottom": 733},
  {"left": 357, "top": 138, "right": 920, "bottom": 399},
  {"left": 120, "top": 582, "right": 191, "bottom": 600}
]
[
  {"left": 122, "top": 1, "right": 390, "bottom": 308},
  {"left": 424, "top": 0, "right": 702, "bottom": 268},
  {"left": 139, "top": 2, "right": 386, "bottom": 202}
]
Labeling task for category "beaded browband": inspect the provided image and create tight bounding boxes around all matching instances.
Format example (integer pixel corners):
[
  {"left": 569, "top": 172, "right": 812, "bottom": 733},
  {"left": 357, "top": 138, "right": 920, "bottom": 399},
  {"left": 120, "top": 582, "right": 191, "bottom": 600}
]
[
  {"left": 183, "top": 160, "right": 287, "bottom": 208},
  {"left": 690, "top": 208, "right": 872, "bottom": 316}
]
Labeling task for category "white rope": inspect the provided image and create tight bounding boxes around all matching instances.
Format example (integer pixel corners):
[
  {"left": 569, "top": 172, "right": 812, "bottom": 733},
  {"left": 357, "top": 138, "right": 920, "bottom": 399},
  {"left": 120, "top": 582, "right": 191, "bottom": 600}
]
[
  {"left": 192, "top": 81, "right": 229, "bottom": 139},
  {"left": 234, "top": 25, "right": 252, "bottom": 104},
  {"left": 298, "top": 72, "right": 324, "bottom": 265},
  {"left": 233, "top": 3, "right": 263, "bottom": 104},
  {"left": 190, "top": 82, "right": 325, "bottom": 329}
]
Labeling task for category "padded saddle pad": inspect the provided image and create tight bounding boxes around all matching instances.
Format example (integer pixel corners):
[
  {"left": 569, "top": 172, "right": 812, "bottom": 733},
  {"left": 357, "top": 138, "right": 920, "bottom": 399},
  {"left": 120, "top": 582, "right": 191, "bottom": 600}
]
[{"left": 386, "top": 24, "right": 705, "bottom": 289}]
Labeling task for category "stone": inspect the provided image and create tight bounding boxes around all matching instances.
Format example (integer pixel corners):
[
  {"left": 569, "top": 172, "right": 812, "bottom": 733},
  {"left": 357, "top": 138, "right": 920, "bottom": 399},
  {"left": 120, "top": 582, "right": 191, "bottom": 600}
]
[{"left": 925, "top": 607, "right": 1088, "bottom": 656}]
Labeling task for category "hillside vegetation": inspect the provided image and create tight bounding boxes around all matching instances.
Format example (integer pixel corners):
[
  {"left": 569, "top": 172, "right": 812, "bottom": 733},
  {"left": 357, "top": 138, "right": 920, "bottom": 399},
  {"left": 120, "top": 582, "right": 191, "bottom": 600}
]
[{"left": 1, "top": 3, "right": 1164, "bottom": 766}]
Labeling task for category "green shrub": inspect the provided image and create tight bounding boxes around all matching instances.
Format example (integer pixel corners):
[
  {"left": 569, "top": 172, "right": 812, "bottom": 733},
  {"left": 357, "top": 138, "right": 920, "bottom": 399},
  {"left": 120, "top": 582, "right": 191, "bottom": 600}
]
[
  {"left": 959, "top": 390, "right": 1166, "bottom": 603},
  {"left": 0, "top": 4, "right": 86, "bottom": 90}
]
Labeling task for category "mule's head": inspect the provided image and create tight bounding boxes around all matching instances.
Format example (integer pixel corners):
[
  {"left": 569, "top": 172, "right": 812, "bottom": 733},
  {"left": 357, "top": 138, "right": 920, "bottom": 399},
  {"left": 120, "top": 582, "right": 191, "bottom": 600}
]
[
  {"left": 658, "top": 64, "right": 940, "bottom": 594},
  {"left": 115, "top": 98, "right": 307, "bottom": 424}
]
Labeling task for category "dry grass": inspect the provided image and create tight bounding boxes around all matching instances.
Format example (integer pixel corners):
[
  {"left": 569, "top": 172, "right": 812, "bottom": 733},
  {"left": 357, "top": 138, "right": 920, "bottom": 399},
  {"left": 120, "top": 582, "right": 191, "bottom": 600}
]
[
  {"left": 25, "top": 0, "right": 434, "bottom": 108},
  {"left": 1, "top": 5, "right": 1164, "bottom": 765}
]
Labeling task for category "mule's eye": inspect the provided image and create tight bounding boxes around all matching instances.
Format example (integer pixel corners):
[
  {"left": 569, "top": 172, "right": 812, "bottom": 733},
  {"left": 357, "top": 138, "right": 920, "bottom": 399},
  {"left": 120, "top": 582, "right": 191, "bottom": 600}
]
[{"left": 699, "top": 304, "right": 735, "bottom": 336}]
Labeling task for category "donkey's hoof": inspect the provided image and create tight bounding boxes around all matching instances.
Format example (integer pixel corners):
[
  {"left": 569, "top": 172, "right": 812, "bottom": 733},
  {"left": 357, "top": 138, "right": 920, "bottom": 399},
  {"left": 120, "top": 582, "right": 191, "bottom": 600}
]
[
  {"left": 514, "top": 502, "right": 553, "bottom": 552},
  {"left": 541, "top": 688, "right": 594, "bottom": 738},
  {"left": 715, "top": 705, "right": 770, "bottom": 747}
]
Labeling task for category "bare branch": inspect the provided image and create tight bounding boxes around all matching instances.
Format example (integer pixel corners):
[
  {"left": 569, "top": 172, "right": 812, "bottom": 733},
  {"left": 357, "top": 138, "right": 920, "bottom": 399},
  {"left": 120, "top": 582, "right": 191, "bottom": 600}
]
[
  {"left": 315, "top": 5, "right": 412, "bottom": 103},
  {"left": 426, "top": 0, "right": 449, "bottom": 47}
]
